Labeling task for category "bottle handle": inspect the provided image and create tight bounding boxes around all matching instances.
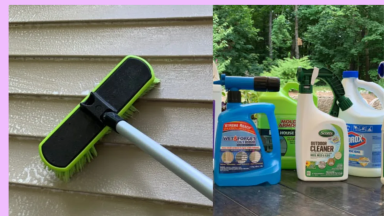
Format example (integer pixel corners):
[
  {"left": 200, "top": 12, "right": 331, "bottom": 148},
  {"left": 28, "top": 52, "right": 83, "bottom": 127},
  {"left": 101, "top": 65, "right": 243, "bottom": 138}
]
[
  {"left": 282, "top": 82, "right": 318, "bottom": 106},
  {"left": 282, "top": 82, "right": 299, "bottom": 97},
  {"left": 251, "top": 104, "right": 281, "bottom": 158},
  {"left": 355, "top": 79, "right": 384, "bottom": 110}
]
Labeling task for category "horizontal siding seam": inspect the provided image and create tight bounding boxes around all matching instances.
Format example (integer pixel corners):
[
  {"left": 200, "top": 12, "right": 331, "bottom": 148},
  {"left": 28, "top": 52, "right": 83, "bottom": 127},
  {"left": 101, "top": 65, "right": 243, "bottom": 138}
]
[
  {"left": 8, "top": 135, "right": 213, "bottom": 152},
  {"left": 8, "top": 93, "right": 213, "bottom": 103},
  {"left": 8, "top": 94, "right": 214, "bottom": 103},
  {"left": 9, "top": 56, "right": 213, "bottom": 62},
  {"left": 9, "top": 19, "right": 213, "bottom": 28},
  {"left": 9, "top": 183, "right": 213, "bottom": 209}
]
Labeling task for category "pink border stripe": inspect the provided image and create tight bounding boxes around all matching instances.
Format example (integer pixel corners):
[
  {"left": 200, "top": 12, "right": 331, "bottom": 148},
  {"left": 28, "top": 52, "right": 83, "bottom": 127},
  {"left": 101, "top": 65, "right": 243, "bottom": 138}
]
[{"left": 1, "top": 3, "right": 9, "bottom": 216}]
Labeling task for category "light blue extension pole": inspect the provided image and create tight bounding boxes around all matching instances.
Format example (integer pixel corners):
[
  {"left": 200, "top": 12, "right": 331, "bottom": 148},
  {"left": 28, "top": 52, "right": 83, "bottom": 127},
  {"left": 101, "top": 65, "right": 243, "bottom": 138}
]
[{"left": 115, "top": 120, "right": 213, "bottom": 201}]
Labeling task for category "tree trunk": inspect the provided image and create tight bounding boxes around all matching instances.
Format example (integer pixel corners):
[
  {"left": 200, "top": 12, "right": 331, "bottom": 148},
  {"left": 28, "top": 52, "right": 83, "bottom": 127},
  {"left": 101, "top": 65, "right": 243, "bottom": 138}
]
[
  {"left": 294, "top": 5, "right": 299, "bottom": 59},
  {"left": 349, "top": 58, "right": 357, "bottom": 70},
  {"left": 290, "top": 38, "right": 295, "bottom": 59},
  {"left": 365, "top": 45, "right": 370, "bottom": 80},
  {"left": 269, "top": 11, "right": 273, "bottom": 59},
  {"left": 365, "top": 23, "right": 370, "bottom": 81}
]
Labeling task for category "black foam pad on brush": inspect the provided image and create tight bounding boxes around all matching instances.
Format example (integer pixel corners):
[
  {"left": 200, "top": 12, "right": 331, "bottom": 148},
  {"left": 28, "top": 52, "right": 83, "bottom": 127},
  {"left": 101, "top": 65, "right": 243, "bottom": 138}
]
[{"left": 41, "top": 58, "right": 152, "bottom": 168}]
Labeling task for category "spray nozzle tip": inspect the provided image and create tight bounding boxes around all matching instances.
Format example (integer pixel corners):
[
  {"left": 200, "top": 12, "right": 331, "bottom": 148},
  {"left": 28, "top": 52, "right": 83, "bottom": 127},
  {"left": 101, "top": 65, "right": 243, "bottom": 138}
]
[{"left": 213, "top": 80, "right": 222, "bottom": 85}]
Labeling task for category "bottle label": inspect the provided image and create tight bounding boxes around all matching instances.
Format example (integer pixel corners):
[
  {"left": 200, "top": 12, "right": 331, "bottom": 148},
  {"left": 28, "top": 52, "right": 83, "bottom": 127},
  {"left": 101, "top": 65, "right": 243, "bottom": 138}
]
[
  {"left": 347, "top": 124, "right": 381, "bottom": 168},
  {"left": 305, "top": 124, "right": 344, "bottom": 177},
  {"left": 259, "top": 118, "right": 296, "bottom": 156},
  {"left": 219, "top": 121, "right": 263, "bottom": 173}
]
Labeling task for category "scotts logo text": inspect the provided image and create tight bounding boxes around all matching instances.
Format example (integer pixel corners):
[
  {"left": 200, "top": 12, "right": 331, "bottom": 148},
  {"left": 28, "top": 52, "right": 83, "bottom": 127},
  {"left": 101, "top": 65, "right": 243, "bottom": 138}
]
[
  {"left": 348, "top": 132, "right": 366, "bottom": 148},
  {"left": 318, "top": 129, "right": 335, "bottom": 137}
]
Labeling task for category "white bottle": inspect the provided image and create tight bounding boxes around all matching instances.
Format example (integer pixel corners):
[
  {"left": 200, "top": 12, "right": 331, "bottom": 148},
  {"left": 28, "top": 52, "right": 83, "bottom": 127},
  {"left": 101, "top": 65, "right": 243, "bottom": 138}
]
[
  {"left": 296, "top": 67, "right": 350, "bottom": 181},
  {"left": 339, "top": 71, "right": 384, "bottom": 177},
  {"left": 382, "top": 121, "right": 384, "bottom": 184},
  {"left": 377, "top": 61, "right": 384, "bottom": 183},
  {"left": 213, "top": 62, "right": 222, "bottom": 170}
]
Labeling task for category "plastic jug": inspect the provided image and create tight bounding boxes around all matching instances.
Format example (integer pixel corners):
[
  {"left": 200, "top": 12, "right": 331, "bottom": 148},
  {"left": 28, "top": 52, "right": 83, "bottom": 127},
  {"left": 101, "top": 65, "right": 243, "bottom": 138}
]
[
  {"left": 296, "top": 67, "right": 352, "bottom": 181},
  {"left": 339, "top": 71, "right": 384, "bottom": 177},
  {"left": 257, "top": 82, "right": 318, "bottom": 169},
  {"left": 213, "top": 74, "right": 282, "bottom": 186}
]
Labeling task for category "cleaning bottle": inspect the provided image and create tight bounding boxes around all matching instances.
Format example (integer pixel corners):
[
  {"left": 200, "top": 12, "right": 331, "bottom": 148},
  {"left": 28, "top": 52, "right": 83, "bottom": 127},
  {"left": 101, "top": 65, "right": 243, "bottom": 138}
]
[
  {"left": 378, "top": 61, "right": 384, "bottom": 184},
  {"left": 257, "top": 82, "right": 318, "bottom": 169},
  {"left": 339, "top": 71, "right": 384, "bottom": 177},
  {"left": 213, "top": 74, "right": 281, "bottom": 186},
  {"left": 213, "top": 61, "right": 222, "bottom": 169},
  {"left": 296, "top": 67, "right": 352, "bottom": 181}
]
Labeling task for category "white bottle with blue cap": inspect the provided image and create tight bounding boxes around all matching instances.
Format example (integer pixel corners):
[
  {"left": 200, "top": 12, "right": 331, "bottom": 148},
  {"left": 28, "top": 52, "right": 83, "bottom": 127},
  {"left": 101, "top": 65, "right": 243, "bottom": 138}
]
[{"left": 339, "top": 70, "right": 384, "bottom": 177}]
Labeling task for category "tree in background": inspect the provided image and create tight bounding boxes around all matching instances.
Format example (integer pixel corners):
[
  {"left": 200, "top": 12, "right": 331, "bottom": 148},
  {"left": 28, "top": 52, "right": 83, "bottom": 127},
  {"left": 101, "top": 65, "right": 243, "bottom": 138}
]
[
  {"left": 213, "top": 5, "right": 262, "bottom": 76},
  {"left": 213, "top": 5, "right": 384, "bottom": 85},
  {"left": 302, "top": 5, "right": 384, "bottom": 81},
  {"left": 213, "top": 13, "right": 232, "bottom": 73},
  {"left": 294, "top": 5, "right": 299, "bottom": 59},
  {"left": 271, "top": 15, "right": 292, "bottom": 58}
]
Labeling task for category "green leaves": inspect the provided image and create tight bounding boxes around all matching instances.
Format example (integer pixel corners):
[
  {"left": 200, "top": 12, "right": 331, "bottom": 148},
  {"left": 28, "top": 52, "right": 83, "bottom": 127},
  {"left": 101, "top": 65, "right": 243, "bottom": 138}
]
[
  {"left": 272, "top": 15, "right": 292, "bottom": 50},
  {"left": 262, "top": 56, "right": 313, "bottom": 85},
  {"left": 213, "top": 5, "right": 384, "bottom": 86},
  {"left": 213, "top": 5, "right": 262, "bottom": 76},
  {"left": 302, "top": 5, "right": 384, "bottom": 81}
]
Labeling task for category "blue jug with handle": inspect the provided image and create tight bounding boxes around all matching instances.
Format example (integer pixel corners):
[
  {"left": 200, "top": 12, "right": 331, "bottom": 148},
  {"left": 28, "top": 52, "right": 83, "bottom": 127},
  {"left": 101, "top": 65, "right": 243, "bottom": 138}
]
[{"left": 213, "top": 74, "right": 282, "bottom": 186}]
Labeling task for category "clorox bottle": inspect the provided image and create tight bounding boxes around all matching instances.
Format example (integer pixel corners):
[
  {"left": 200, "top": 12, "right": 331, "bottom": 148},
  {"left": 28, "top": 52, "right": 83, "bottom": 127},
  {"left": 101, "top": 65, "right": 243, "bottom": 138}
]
[
  {"left": 339, "top": 71, "right": 384, "bottom": 177},
  {"left": 296, "top": 67, "right": 352, "bottom": 181},
  {"left": 257, "top": 82, "right": 318, "bottom": 169},
  {"left": 213, "top": 74, "right": 281, "bottom": 186}
]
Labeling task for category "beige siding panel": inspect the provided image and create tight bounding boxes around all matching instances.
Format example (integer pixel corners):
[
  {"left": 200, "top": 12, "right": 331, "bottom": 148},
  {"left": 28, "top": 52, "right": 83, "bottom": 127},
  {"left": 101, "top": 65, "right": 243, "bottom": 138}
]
[
  {"left": 9, "top": 22, "right": 212, "bottom": 57},
  {"left": 9, "top": 97, "right": 213, "bottom": 149},
  {"left": 10, "top": 185, "right": 211, "bottom": 216},
  {"left": 9, "top": 5, "right": 213, "bottom": 23},
  {"left": 9, "top": 59, "right": 212, "bottom": 101},
  {"left": 9, "top": 138, "right": 212, "bottom": 206}
]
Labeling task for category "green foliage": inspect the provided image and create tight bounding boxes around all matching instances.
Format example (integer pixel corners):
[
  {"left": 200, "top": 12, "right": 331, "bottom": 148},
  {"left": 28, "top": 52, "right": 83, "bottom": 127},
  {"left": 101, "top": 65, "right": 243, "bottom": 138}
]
[
  {"left": 241, "top": 90, "right": 261, "bottom": 104},
  {"left": 272, "top": 15, "right": 292, "bottom": 53},
  {"left": 214, "top": 5, "right": 384, "bottom": 86},
  {"left": 262, "top": 57, "right": 278, "bottom": 72},
  {"left": 213, "top": 5, "right": 263, "bottom": 76},
  {"left": 213, "top": 14, "right": 232, "bottom": 73},
  {"left": 368, "top": 69, "right": 384, "bottom": 87},
  {"left": 301, "top": 5, "right": 384, "bottom": 80},
  {"left": 262, "top": 56, "right": 313, "bottom": 85}
]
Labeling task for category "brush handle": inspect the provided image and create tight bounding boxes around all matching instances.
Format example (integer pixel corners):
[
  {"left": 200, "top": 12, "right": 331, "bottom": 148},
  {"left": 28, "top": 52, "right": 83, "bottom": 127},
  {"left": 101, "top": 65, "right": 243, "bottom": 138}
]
[{"left": 116, "top": 120, "right": 213, "bottom": 201}]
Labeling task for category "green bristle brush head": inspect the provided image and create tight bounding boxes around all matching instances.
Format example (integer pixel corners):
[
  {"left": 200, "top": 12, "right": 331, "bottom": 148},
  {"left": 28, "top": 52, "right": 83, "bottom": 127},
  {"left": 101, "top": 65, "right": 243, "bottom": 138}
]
[{"left": 39, "top": 56, "right": 160, "bottom": 181}]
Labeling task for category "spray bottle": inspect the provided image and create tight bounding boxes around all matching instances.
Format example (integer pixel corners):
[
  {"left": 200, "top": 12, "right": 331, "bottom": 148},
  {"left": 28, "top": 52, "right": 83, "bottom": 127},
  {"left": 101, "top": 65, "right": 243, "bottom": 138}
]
[
  {"left": 213, "top": 74, "right": 281, "bottom": 186},
  {"left": 339, "top": 70, "right": 384, "bottom": 177},
  {"left": 296, "top": 67, "right": 352, "bottom": 181}
]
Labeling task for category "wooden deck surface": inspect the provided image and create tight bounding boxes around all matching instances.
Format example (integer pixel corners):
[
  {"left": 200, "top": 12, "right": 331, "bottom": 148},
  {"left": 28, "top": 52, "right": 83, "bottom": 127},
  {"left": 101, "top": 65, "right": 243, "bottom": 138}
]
[{"left": 214, "top": 170, "right": 384, "bottom": 216}]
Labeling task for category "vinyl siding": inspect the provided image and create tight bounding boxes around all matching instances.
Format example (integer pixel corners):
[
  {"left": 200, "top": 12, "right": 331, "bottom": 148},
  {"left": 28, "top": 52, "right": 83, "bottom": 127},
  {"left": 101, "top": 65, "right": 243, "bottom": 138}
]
[{"left": 9, "top": 5, "right": 213, "bottom": 215}]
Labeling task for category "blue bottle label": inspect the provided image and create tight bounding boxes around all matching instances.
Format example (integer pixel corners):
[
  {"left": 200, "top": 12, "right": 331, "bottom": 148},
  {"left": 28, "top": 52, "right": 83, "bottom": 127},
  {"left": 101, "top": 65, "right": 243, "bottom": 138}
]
[
  {"left": 219, "top": 121, "right": 264, "bottom": 173},
  {"left": 347, "top": 124, "right": 382, "bottom": 168}
]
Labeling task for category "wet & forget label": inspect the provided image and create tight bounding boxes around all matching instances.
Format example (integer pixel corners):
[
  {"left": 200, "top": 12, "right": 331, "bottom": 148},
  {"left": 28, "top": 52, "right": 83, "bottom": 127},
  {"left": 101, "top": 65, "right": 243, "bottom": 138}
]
[{"left": 220, "top": 121, "right": 263, "bottom": 173}]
